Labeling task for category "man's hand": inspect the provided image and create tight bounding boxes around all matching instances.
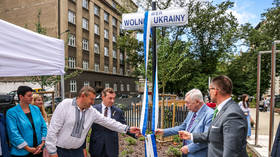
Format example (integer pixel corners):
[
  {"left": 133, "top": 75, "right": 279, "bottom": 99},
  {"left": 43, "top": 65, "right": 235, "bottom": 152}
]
[
  {"left": 178, "top": 131, "right": 191, "bottom": 140},
  {"left": 155, "top": 129, "right": 164, "bottom": 135},
  {"left": 129, "top": 127, "right": 140, "bottom": 134},
  {"left": 180, "top": 145, "right": 189, "bottom": 154}
]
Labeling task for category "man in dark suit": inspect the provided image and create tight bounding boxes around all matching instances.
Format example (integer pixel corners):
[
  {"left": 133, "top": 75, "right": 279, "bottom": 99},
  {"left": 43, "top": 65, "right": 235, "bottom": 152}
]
[
  {"left": 89, "top": 88, "right": 136, "bottom": 157},
  {"left": 179, "top": 75, "right": 248, "bottom": 157}
]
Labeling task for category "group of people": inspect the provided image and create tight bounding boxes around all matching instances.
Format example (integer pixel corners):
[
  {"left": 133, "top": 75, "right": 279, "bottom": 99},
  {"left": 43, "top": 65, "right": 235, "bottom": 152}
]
[
  {"left": 1, "top": 75, "right": 274, "bottom": 157},
  {"left": 0, "top": 86, "right": 140, "bottom": 157},
  {"left": 155, "top": 75, "right": 249, "bottom": 157}
]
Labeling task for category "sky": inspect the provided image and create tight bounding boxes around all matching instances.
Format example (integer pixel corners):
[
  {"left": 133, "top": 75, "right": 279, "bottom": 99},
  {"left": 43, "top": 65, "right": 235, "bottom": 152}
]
[{"left": 215, "top": 0, "right": 275, "bottom": 27}]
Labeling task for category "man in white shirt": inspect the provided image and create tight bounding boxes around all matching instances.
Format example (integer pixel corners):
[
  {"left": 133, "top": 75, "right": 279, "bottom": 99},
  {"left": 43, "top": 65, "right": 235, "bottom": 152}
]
[
  {"left": 46, "top": 86, "right": 139, "bottom": 157},
  {"left": 179, "top": 75, "right": 248, "bottom": 157}
]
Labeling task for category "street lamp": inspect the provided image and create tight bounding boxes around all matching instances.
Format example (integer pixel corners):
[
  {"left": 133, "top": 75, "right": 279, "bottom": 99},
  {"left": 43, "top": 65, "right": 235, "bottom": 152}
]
[{"left": 58, "top": 29, "right": 69, "bottom": 39}]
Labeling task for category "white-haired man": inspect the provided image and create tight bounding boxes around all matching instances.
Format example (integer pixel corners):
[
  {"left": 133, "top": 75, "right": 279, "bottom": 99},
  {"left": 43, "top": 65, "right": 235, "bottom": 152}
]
[{"left": 155, "top": 89, "right": 213, "bottom": 157}]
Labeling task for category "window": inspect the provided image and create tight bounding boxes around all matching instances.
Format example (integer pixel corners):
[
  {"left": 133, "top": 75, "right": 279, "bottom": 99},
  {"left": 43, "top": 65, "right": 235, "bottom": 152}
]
[
  {"left": 68, "top": 10, "right": 76, "bottom": 24},
  {"left": 104, "top": 47, "right": 109, "bottom": 56},
  {"left": 112, "top": 2, "right": 117, "bottom": 8},
  {"left": 82, "top": 18, "right": 88, "bottom": 30},
  {"left": 136, "top": 84, "right": 139, "bottom": 91},
  {"left": 68, "top": 34, "right": 76, "bottom": 47},
  {"left": 114, "top": 83, "right": 117, "bottom": 91},
  {"left": 70, "top": 80, "right": 77, "bottom": 92},
  {"left": 127, "top": 84, "right": 130, "bottom": 91},
  {"left": 120, "top": 68, "right": 123, "bottom": 75},
  {"left": 113, "top": 50, "right": 117, "bottom": 59},
  {"left": 104, "top": 29, "right": 109, "bottom": 39},
  {"left": 112, "top": 35, "right": 116, "bottom": 42},
  {"left": 94, "top": 43, "right": 99, "bottom": 54},
  {"left": 82, "top": 0, "right": 88, "bottom": 9},
  {"left": 112, "top": 17, "right": 117, "bottom": 26},
  {"left": 94, "top": 63, "right": 99, "bottom": 72},
  {"left": 94, "top": 5, "right": 100, "bottom": 16},
  {"left": 82, "top": 39, "right": 89, "bottom": 51},
  {"left": 104, "top": 65, "right": 109, "bottom": 73},
  {"left": 94, "top": 24, "right": 99, "bottom": 35},
  {"left": 105, "top": 83, "right": 110, "bottom": 89},
  {"left": 104, "top": 11, "right": 109, "bottom": 22},
  {"left": 82, "top": 60, "right": 88, "bottom": 70},
  {"left": 120, "top": 84, "right": 124, "bottom": 91},
  {"left": 68, "top": 57, "right": 76, "bottom": 68},
  {"left": 113, "top": 66, "right": 116, "bottom": 74},
  {"left": 120, "top": 53, "right": 123, "bottom": 61},
  {"left": 84, "top": 81, "right": 90, "bottom": 87}
]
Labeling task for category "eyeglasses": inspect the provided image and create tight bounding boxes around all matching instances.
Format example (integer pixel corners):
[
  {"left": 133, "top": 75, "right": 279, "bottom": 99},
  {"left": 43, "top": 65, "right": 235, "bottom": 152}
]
[{"left": 207, "top": 87, "right": 219, "bottom": 93}]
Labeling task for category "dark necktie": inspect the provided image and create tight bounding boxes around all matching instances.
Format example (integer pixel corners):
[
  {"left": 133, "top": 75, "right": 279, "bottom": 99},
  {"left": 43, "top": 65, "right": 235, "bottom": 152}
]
[
  {"left": 104, "top": 107, "right": 108, "bottom": 117},
  {"left": 187, "top": 112, "right": 197, "bottom": 132},
  {"left": 183, "top": 113, "right": 197, "bottom": 146}
]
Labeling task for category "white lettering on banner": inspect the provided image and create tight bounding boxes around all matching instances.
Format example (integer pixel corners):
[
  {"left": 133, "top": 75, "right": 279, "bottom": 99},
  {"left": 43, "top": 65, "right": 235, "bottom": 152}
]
[{"left": 122, "top": 8, "right": 188, "bottom": 30}]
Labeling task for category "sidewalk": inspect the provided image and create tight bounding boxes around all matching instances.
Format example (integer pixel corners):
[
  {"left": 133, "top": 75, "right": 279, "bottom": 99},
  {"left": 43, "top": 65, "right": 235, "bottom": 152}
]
[
  {"left": 247, "top": 108, "right": 280, "bottom": 157},
  {"left": 247, "top": 135, "right": 270, "bottom": 157}
]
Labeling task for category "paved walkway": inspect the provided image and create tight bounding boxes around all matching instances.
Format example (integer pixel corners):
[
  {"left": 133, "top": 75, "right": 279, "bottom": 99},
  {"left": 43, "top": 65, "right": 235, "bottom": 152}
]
[{"left": 247, "top": 108, "right": 280, "bottom": 157}]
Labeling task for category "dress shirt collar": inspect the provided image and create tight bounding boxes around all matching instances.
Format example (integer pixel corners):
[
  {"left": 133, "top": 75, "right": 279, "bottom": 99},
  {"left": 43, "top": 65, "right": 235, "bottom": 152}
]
[{"left": 217, "top": 97, "right": 231, "bottom": 114}]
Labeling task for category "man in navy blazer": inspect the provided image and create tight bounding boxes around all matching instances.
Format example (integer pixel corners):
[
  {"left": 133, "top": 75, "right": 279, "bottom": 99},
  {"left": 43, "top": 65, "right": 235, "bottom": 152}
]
[
  {"left": 89, "top": 88, "right": 136, "bottom": 157},
  {"left": 156, "top": 89, "right": 213, "bottom": 157}
]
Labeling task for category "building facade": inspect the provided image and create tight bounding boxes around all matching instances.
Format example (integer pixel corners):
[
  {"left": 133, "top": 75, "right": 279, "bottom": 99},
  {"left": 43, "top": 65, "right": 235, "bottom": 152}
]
[{"left": 0, "top": 0, "right": 138, "bottom": 97}]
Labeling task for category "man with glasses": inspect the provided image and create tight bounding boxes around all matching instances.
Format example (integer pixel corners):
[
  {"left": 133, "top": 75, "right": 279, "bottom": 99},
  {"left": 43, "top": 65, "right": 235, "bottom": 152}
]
[
  {"left": 155, "top": 89, "right": 213, "bottom": 157},
  {"left": 178, "top": 75, "right": 248, "bottom": 157}
]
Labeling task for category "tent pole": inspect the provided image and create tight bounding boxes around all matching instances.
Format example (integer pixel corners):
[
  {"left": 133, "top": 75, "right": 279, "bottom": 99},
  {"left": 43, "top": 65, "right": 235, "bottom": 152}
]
[{"left": 61, "top": 75, "right": 65, "bottom": 99}]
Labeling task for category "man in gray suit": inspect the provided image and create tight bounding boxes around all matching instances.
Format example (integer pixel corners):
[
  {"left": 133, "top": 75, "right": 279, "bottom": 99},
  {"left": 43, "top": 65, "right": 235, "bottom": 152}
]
[{"left": 179, "top": 75, "right": 248, "bottom": 157}]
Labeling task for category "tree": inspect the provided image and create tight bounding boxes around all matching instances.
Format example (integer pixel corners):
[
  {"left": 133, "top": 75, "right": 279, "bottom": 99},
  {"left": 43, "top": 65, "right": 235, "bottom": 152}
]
[
  {"left": 227, "top": 2, "right": 280, "bottom": 98},
  {"left": 123, "top": 0, "right": 240, "bottom": 95}
]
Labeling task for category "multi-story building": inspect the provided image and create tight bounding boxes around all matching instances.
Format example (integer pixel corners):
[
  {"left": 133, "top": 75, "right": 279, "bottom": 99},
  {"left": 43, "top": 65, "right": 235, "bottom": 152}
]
[{"left": 0, "top": 0, "right": 138, "bottom": 97}]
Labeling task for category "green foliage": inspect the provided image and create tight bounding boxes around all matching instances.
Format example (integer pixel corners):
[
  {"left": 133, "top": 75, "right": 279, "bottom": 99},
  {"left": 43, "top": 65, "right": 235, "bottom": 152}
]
[
  {"left": 138, "top": 136, "right": 145, "bottom": 141},
  {"left": 124, "top": 137, "right": 137, "bottom": 146},
  {"left": 119, "top": 146, "right": 134, "bottom": 157},
  {"left": 167, "top": 146, "right": 182, "bottom": 157},
  {"left": 172, "top": 135, "right": 181, "bottom": 144}
]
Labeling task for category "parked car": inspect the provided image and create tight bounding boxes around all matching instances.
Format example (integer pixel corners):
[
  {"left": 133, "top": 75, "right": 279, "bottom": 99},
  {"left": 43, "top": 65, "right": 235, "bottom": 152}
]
[
  {"left": 8, "top": 90, "right": 18, "bottom": 103},
  {"left": 44, "top": 97, "right": 62, "bottom": 109},
  {"left": 0, "top": 93, "right": 15, "bottom": 114}
]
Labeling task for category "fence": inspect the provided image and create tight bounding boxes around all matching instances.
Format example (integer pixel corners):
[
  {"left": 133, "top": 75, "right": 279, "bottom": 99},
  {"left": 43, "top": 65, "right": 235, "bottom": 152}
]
[{"left": 114, "top": 97, "right": 188, "bottom": 130}]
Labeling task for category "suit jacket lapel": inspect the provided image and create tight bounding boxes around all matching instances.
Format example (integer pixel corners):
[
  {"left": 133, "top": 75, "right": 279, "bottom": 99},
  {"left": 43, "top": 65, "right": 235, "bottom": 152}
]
[
  {"left": 111, "top": 106, "right": 117, "bottom": 119},
  {"left": 16, "top": 104, "right": 32, "bottom": 129},
  {"left": 189, "top": 104, "right": 206, "bottom": 132},
  {"left": 96, "top": 104, "right": 102, "bottom": 113},
  {"left": 212, "top": 99, "right": 233, "bottom": 124}
]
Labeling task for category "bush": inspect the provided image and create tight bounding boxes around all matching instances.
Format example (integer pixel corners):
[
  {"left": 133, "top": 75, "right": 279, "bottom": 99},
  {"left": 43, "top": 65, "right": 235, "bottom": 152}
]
[
  {"left": 172, "top": 135, "right": 181, "bottom": 144},
  {"left": 125, "top": 137, "right": 137, "bottom": 145},
  {"left": 167, "top": 146, "right": 182, "bottom": 157},
  {"left": 119, "top": 146, "right": 134, "bottom": 157},
  {"left": 138, "top": 136, "right": 145, "bottom": 141}
]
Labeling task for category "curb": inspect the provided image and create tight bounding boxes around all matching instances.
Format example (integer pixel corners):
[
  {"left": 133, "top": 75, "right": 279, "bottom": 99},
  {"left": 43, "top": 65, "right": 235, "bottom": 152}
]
[{"left": 247, "top": 143, "right": 264, "bottom": 157}]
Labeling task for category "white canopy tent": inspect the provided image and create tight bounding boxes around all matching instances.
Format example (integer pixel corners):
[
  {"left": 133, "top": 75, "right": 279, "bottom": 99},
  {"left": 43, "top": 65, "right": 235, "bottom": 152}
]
[{"left": 0, "top": 19, "right": 65, "bottom": 97}]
